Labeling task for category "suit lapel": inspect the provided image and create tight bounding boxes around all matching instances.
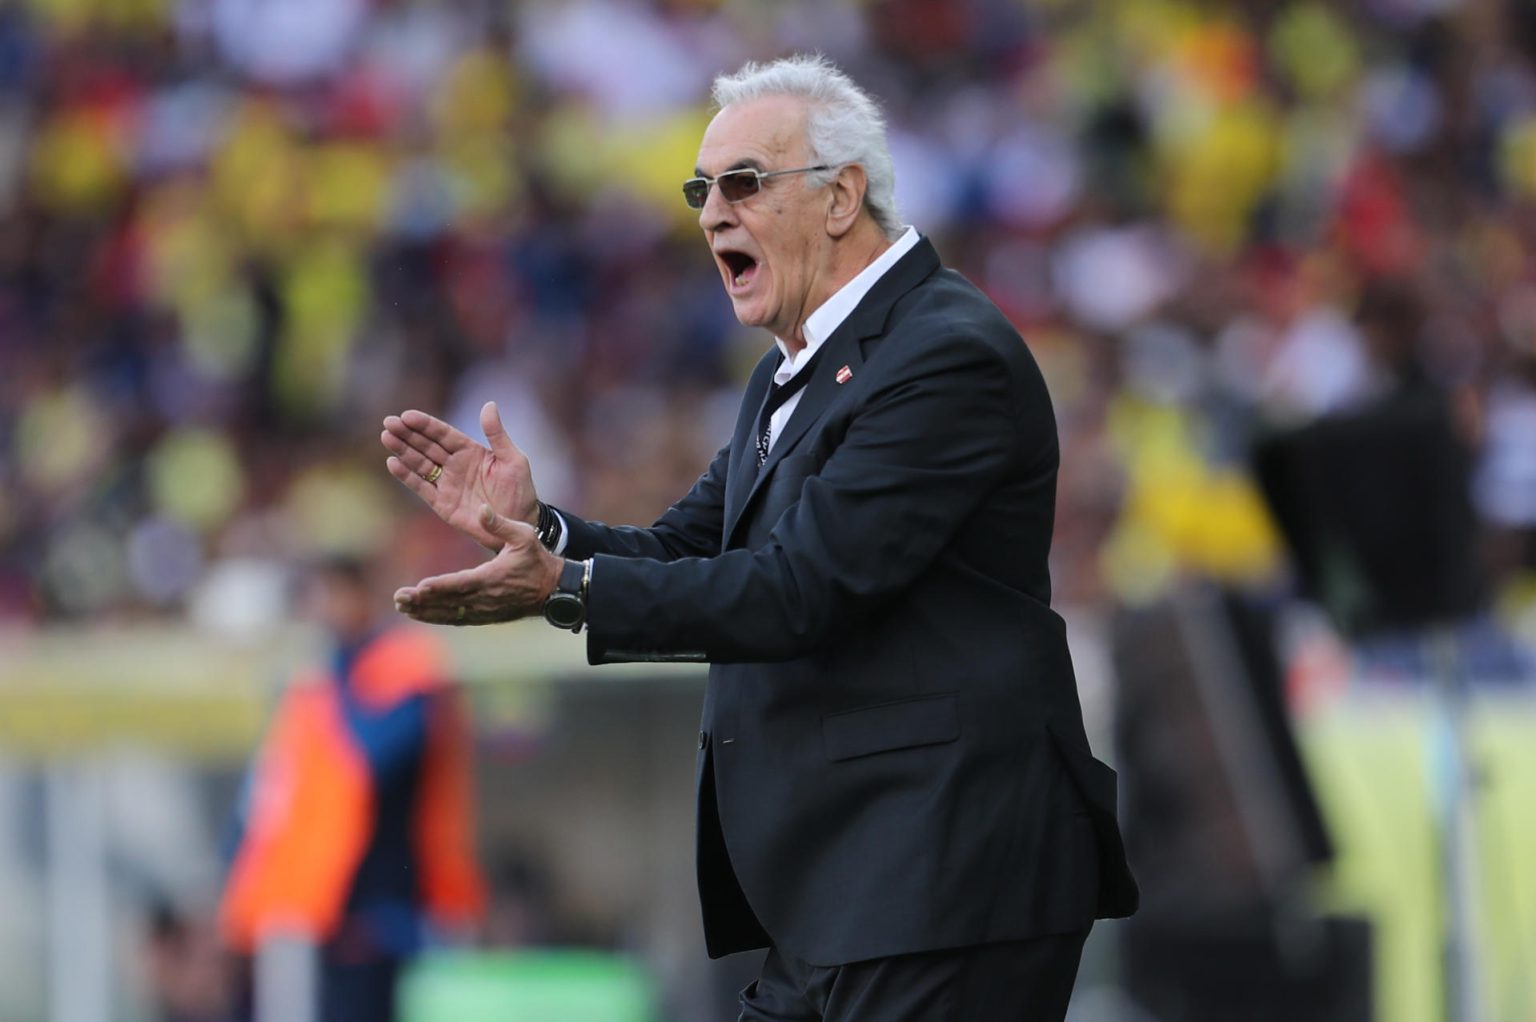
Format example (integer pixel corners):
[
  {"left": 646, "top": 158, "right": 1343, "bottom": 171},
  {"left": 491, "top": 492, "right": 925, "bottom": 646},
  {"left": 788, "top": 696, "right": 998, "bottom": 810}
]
[{"left": 723, "top": 237, "right": 941, "bottom": 545}]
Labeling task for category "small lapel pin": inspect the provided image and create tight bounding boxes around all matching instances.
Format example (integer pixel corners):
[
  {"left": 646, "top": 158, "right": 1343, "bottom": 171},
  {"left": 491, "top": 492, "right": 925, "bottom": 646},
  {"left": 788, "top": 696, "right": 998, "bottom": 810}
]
[{"left": 835, "top": 365, "right": 853, "bottom": 384}]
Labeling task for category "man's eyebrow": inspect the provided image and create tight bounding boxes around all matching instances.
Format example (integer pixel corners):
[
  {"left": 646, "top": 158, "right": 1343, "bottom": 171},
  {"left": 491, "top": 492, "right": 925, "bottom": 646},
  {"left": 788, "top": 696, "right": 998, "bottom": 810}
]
[{"left": 693, "top": 158, "right": 764, "bottom": 177}]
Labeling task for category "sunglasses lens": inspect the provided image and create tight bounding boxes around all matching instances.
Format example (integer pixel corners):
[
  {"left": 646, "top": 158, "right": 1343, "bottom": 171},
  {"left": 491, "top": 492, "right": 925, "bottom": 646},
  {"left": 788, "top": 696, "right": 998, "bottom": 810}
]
[
  {"left": 682, "top": 179, "right": 709, "bottom": 209},
  {"left": 717, "top": 170, "right": 761, "bottom": 203}
]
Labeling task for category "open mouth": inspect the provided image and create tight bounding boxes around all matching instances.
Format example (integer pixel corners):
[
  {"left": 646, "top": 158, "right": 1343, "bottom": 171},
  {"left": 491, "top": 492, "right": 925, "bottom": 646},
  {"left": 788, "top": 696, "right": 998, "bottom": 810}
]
[{"left": 719, "top": 250, "right": 759, "bottom": 289}]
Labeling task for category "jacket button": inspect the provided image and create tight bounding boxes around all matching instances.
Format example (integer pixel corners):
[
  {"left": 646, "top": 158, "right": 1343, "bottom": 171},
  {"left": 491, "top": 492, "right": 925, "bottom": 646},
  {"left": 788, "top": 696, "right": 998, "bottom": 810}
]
[{"left": 697, "top": 731, "right": 706, "bottom": 750}]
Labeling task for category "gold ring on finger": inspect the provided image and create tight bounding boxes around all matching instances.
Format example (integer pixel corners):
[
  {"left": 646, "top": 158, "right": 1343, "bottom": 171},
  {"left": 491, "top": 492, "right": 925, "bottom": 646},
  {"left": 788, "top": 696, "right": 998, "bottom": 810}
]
[
  {"left": 427, "top": 464, "right": 443, "bottom": 484},
  {"left": 456, "top": 605, "right": 466, "bottom": 621}
]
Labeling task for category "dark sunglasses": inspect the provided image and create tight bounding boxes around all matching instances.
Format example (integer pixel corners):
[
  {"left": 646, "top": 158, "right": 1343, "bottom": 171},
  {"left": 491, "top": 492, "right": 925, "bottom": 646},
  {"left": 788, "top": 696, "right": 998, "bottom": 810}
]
[{"left": 682, "top": 164, "right": 834, "bottom": 209}]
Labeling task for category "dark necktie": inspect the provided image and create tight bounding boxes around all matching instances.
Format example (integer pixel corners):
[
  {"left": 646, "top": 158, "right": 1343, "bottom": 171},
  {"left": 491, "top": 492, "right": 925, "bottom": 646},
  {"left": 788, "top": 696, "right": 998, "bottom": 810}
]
[{"left": 756, "top": 351, "right": 822, "bottom": 467}]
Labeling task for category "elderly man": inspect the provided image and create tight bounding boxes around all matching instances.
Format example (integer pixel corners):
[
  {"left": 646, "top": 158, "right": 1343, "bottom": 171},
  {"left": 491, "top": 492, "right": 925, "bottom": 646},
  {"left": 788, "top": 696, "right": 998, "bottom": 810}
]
[{"left": 382, "top": 54, "right": 1136, "bottom": 1022}]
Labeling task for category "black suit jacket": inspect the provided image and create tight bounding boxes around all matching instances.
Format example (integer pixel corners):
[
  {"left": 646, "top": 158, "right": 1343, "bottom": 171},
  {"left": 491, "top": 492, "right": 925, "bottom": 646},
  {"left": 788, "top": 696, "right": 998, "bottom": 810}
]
[{"left": 557, "top": 238, "right": 1137, "bottom": 965}]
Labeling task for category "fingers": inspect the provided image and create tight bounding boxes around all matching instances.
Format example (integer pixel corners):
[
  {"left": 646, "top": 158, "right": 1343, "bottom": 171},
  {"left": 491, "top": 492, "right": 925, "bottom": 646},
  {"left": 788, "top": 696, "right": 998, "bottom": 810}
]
[
  {"left": 394, "top": 592, "right": 475, "bottom": 626},
  {"left": 398, "top": 409, "right": 472, "bottom": 454},
  {"left": 394, "top": 565, "right": 494, "bottom": 625},
  {"left": 381, "top": 430, "right": 444, "bottom": 483},
  {"left": 386, "top": 456, "right": 436, "bottom": 500},
  {"left": 399, "top": 563, "right": 486, "bottom": 601},
  {"left": 383, "top": 415, "right": 454, "bottom": 468},
  {"left": 480, "top": 401, "right": 520, "bottom": 459}
]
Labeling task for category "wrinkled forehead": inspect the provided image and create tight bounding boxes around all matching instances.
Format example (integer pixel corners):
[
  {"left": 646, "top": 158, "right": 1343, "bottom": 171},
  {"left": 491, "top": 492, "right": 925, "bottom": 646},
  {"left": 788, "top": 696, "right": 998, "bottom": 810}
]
[{"left": 695, "top": 95, "right": 813, "bottom": 177}]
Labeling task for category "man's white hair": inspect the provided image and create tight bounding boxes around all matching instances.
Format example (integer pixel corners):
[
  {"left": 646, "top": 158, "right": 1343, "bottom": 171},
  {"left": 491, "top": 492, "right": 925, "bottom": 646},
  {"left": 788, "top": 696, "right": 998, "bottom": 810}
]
[{"left": 712, "top": 54, "right": 903, "bottom": 241}]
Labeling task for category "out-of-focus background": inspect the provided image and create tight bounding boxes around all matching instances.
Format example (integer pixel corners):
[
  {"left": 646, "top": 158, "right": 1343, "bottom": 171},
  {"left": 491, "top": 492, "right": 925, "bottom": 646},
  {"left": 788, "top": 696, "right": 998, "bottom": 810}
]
[{"left": 2, "top": 0, "right": 1535, "bottom": 1019}]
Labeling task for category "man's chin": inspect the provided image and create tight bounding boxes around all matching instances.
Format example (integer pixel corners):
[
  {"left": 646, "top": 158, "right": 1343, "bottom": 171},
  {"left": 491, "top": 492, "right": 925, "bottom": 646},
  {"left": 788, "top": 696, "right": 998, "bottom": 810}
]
[{"left": 729, "top": 298, "right": 768, "bottom": 329}]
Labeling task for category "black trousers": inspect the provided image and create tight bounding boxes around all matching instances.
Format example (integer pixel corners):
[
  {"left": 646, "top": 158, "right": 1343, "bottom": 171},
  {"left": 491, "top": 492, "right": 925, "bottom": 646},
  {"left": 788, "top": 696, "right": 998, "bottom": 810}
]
[{"left": 739, "top": 930, "right": 1090, "bottom": 1022}]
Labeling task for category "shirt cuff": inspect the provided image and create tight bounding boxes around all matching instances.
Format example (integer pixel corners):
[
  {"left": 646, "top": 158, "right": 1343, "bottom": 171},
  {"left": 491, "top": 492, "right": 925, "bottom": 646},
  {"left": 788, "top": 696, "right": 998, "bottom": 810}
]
[{"left": 551, "top": 510, "right": 570, "bottom": 556}]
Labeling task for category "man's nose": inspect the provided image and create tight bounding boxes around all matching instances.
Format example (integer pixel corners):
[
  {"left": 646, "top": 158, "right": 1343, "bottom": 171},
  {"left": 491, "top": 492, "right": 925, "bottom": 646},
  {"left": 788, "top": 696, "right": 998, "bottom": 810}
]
[{"left": 698, "top": 182, "right": 737, "bottom": 232}]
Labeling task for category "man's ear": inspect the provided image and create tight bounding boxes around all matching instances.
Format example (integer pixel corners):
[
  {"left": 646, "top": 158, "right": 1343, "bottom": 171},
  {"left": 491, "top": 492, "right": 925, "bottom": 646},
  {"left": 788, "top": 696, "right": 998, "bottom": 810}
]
[{"left": 825, "top": 164, "right": 868, "bottom": 238}]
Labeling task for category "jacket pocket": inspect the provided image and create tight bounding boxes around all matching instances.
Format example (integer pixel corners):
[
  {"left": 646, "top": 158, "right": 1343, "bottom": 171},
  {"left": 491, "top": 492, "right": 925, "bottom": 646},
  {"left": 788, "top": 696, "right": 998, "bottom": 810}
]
[{"left": 822, "top": 693, "right": 960, "bottom": 762}]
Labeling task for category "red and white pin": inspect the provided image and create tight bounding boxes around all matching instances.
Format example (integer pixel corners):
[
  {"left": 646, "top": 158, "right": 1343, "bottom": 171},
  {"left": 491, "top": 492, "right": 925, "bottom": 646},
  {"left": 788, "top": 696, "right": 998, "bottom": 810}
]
[{"left": 835, "top": 365, "right": 854, "bottom": 384}]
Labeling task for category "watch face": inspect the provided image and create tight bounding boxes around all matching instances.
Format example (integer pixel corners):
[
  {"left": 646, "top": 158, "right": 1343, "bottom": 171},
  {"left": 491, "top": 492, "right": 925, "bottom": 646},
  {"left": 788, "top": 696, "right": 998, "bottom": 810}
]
[{"left": 545, "top": 593, "right": 584, "bottom": 629}]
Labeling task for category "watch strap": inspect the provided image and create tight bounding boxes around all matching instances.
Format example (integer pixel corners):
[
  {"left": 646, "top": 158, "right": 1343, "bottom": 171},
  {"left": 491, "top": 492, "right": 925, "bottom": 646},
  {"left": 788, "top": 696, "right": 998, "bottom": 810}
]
[{"left": 557, "top": 557, "right": 586, "bottom": 596}]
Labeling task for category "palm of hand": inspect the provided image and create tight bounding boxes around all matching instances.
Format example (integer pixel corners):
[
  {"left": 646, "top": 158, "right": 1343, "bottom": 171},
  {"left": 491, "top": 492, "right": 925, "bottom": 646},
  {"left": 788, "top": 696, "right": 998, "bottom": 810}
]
[
  {"left": 382, "top": 402, "right": 540, "bottom": 552},
  {"left": 440, "top": 444, "right": 535, "bottom": 546}
]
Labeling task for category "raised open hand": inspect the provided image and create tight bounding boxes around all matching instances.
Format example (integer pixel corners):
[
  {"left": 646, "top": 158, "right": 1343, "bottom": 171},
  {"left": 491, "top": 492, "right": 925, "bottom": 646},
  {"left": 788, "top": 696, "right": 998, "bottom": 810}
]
[{"left": 382, "top": 401, "right": 539, "bottom": 551}]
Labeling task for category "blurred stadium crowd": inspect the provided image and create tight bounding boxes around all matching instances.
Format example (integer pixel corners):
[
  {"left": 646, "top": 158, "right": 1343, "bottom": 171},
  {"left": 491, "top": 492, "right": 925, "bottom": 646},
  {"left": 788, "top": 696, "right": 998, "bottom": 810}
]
[{"left": 2, "top": 0, "right": 1536, "bottom": 647}]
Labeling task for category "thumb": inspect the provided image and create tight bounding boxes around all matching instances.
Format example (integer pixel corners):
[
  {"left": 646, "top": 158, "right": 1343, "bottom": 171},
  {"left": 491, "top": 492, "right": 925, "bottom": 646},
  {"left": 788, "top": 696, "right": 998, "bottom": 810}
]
[
  {"left": 480, "top": 401, "right": 518, "bottom": 459},
  {"left": 480, "top": 503, "right": 523, "bottom": 543}
]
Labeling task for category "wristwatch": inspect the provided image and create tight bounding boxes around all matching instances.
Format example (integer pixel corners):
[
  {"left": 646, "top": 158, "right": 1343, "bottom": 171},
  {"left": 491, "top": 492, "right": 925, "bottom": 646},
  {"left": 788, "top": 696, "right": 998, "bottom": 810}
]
[{"left": 543, "top": 558, "right": 590, "bottom": 633}]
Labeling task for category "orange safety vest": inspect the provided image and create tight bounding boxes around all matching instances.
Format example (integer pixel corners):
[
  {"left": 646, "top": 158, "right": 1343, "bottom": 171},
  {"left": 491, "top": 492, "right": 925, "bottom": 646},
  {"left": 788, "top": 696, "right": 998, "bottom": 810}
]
[{"left": 220, "top": 627, "right": 486, "bottom": 951}]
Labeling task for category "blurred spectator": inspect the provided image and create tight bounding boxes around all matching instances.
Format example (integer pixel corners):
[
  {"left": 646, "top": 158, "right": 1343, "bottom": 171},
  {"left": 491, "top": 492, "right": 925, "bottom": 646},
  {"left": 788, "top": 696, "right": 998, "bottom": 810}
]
[{"left": 219, "top": 556, "right": 485, "bottom": 1022}]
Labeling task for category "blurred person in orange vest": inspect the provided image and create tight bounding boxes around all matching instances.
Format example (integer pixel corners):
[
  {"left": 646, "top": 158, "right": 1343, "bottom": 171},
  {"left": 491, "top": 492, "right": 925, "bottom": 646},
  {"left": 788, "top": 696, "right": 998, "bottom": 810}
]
[{"left": 220, "top": 555, "right": 485, "bottom": 1022}]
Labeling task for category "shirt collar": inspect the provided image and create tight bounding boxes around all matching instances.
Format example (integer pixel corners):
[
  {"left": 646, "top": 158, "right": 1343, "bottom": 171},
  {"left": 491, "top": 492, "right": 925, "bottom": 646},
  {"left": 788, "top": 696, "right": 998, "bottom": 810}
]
[{"left": 774, "top": 226, "right": 921, "bottom": 384}]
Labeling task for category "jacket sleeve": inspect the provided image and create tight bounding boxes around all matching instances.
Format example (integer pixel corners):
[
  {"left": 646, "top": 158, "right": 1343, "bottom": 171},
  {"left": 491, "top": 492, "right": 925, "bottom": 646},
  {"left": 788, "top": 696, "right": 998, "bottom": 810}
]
[
  {"left": 554, "top": 441, "right": 730, "bottom": 563},
  {"left": 584, "top": 335, "right": 1027, "bottom": 664}
]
